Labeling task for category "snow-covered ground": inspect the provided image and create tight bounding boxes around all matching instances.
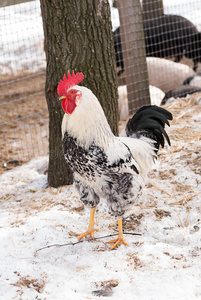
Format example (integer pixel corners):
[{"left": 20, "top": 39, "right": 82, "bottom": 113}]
[
  {"left": 0, "top": 1, "right": 45, "bottom": 74},
  {"left": 0, "top": 96, "right": 201, "bottom": 299}
]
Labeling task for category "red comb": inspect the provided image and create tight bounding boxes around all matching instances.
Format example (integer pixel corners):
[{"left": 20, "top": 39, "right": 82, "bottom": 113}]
[{"left": 57, "top": 71, "right": 84, "bottom": 95}]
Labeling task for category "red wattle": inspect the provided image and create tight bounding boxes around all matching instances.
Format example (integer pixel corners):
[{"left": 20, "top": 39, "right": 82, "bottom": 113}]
[{"left": 62, "top": 98, "right": 76, "bottom": 114}]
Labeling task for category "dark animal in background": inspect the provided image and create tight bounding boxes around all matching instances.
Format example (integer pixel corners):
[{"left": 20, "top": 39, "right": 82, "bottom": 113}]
[
  {"left": 144, "top": 15, "right": 201, "bottom": 71},
  {"left": 113, "top": 14, "right": 201, "bottom": 75},
  {"left": 183, "top": 71, "right": 201, "bottom": 87},
  {"left": 113, "top": 27, "right": 124, "bottom": 76},
  {"left": 161, "top": 85, "right": 201, "bottom": 105}
]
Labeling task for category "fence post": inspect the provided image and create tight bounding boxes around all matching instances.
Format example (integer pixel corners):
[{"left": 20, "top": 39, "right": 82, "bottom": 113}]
[
  {"left": 118, "top": 0, "right": 150, "bottom": 114},
  {"left": 142, "top": 0, "right": 164, "bottom": 19},
  {"left": 0, "top": 0, "right": 35, "bottom": 8}
]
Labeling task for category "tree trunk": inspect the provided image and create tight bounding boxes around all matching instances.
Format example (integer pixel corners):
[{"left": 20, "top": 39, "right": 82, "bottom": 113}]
[
  {"left": 142, "top": 0, "right": 164, "bottom": 19},
  {"left": 40, "top": 0, "right": 118, "bottom": 188}
]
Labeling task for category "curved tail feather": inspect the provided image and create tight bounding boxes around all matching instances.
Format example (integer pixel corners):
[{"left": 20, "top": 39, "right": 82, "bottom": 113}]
[{"left": 125, "top": 105, "right": 173, "bottom": 150}]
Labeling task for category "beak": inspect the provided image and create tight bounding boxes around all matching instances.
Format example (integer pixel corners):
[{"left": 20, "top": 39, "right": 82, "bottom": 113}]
[{"left": 59, "top": 96, "right": 66, "bottom": 101}]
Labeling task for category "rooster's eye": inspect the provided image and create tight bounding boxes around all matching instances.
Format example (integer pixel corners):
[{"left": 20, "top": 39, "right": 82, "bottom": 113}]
[{"left": 71, "top": 90, "right": 75, "bottom": 94}]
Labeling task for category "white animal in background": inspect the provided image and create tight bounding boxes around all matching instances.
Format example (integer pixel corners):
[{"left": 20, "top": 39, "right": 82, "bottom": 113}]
[
  {"left": 118, "top": 85, "right": 129, "bottom": 120},
  {"left": 147, "top": 57, "right": 195, "bottom": 92},
  {"left": 149, "top": 85, "right": 165, "bottom": 106}
]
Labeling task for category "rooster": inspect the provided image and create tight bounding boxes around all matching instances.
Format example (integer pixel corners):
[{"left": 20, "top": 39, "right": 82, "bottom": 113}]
[{"left": 58, "top": 71, "right": 172, "bottom": 250}]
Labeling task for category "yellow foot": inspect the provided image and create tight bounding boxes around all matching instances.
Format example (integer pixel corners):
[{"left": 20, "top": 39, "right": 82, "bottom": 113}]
[
  {"left": 108, "top": 218, "right": 129, "bottom": 250},
  {"left": 77, "top": 227, "right": 99, "bottom": 241},
  {"left": 77, "top": 207, "right": 98, "bottom": 241},
  {"left": 108, "top": 237, "right": 128, "bottom": 250}
]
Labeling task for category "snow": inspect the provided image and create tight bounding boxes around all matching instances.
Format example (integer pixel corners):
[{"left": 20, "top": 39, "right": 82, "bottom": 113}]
[
  {"left": 0, "top": 1, "right": 45, "bottom": 74},
  {"left": 1, "top": 97, "right": 201, "bottom": 299}
]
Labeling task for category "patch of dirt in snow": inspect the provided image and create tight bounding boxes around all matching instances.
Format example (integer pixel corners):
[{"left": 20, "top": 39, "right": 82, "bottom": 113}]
[
  {"left": 0, "top": 95, "right": 201, "bottom": 299},
  {"left": 0, "top": 72, "right": 48, "bottom": 175}
]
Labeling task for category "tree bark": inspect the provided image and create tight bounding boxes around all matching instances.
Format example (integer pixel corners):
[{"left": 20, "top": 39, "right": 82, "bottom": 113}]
[
  {"left": 142, "top": 0, "right": 164, "bottom": 19},
  {"left": 40, "top": 0, "right": 118, "bottom": 188}
]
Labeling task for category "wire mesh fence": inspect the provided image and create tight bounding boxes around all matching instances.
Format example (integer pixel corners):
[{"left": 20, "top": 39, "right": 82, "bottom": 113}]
[
  {"left": 1, "top": 0, "right": 201, "bottom": 173},
  {"left": 111, "top": 0, "right": 201, "bottom": 118},
  {"left": 0, "top": 0, "right": 47, "bottom": 173}
]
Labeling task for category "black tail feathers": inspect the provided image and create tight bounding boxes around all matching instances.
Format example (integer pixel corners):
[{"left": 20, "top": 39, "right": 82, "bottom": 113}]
[{"left": 125, "top": 105, "right": 173, "bottom": 149}]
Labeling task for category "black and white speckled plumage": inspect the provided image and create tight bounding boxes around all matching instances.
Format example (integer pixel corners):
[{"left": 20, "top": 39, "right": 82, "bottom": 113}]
[
  {"left": 61, "top": 86, "right": 172, "bottom": 217},
  {"left": 63, "top": 132, "right": 142, "bottom": 216}
]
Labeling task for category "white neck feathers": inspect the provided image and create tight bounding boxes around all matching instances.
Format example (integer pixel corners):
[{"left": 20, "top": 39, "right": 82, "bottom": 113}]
[{"left": 62, "top": 86, "right": 114, "bottom": 150}]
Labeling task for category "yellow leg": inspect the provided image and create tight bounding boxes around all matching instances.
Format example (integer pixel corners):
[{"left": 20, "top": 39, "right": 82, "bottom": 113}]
[
  {"left": 108, "top": 218, "right": 128, "bottom": 250},
  {"left": 77, "top": 207, "right": 99, "bottom": 241}
]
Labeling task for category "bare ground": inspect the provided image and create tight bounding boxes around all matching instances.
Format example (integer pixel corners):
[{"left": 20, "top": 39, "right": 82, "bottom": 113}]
[{"left": 0, "top": 71, "right": 48, "bottom": 174}]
